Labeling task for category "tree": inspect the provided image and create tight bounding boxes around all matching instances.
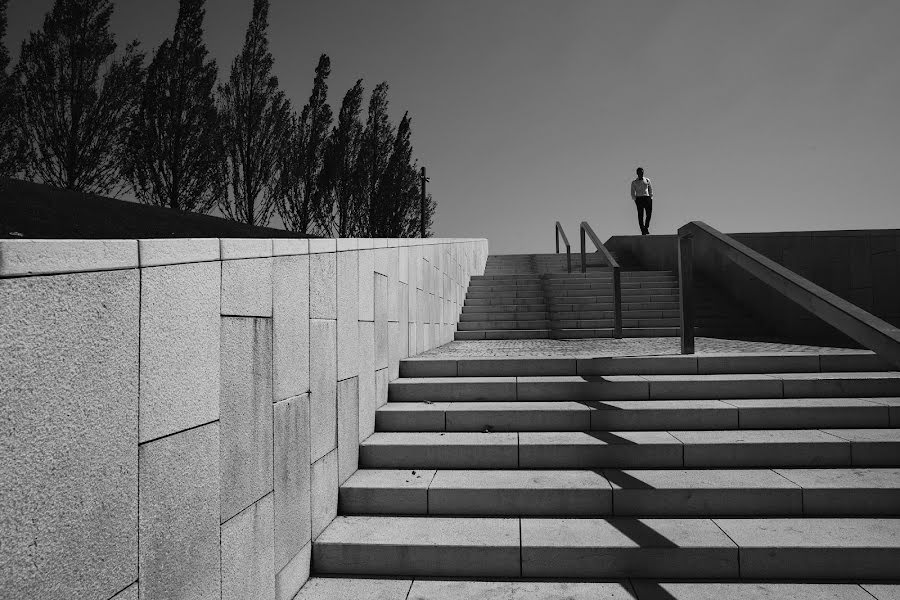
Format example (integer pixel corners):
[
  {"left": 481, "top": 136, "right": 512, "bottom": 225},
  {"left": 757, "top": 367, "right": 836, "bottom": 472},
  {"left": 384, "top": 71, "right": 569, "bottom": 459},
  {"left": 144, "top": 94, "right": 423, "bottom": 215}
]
[
  {"left": 218, "top": 0, "right": 290, "bottom": 226},
  {"left": 0, "top": 0, "right": 25, "bottom": 177},
  {"left": 276, "top": 53, "right": 333, "bottom": 234},
  {"left": 356, "top": 81, "right": 395, "bottom": 234},
  {"left": 123, "top": 0, "right": 222, "bottom": 212},
  {"left": 15, "top": 0, "right": 144, "bottom": 195},
  {"left": 319, "top": 78, "right": 364, "bottom": 237}
]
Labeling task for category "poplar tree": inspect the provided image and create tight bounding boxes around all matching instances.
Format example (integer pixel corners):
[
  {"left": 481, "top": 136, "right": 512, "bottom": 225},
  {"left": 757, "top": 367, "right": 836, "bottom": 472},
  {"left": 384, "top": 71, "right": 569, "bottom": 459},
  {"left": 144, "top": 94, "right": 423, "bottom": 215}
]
[
  {"left": 357, "top": 81, "right": 394, "bottom": 234},
  {"left": 124, "top": 0, "right": 222, "bottom": 212},
  {"left": 218, "top": 0, "right": 290, "bottom": 226},
  {"left": 15, "top": 0, "right": 144, "bottom": 195},
  {"left": 0, "top": 0, "right": 25, "bottom": 177},
  {"left": 319, "top": 78, "right": 364, "bottom": 237},
  {"left": 276, "top": 53, "right": 333, "bottom": 234}
]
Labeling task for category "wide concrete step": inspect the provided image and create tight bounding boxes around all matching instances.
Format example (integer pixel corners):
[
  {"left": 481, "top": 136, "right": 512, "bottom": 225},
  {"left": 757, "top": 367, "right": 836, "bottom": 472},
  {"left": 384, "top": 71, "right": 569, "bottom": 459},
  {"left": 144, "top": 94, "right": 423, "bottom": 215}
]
[
  {"left": 551, "top": 300, "right": 680, "bottom": 311},
  {"left": 548, "top": 295, "right": 677, "bottom": 306},
  {"left": 388, "top": 373, "right": 900, "bottom": 402},
  {"left": 457, "top": 320, "right": 551, "bottom": 331},
  {"left": 459, "top": 311, "right": 548, "bottom": 321},
  {"left": 551, "top": 318, "right": 680, "bottom": 329},
  {"left": 467, "top": 290, "right": 545, "bottom": 299},
  {"left": 547, "top": 288, "right": 678, "bottom": 299},
  {"left": 313, "top": 515, "right": 900, "bottom": 578},
  {"left": 339, "top": 468, "right": 900, "bottom": 517},
  {"left": 376, "top": 399, "right": 895, "bottom": 432},
  {"left": 455, "top": 329, "right": 551, "bottom": 340},
  {"left": 296, "top": 578, "right": 900, "bottom": 600},
  {"left": 359, "top": 429, "right": 900, "bottom": 469},
  {"left": 462, "top": 303, "right": 547, "bottom": 313},
  {"left": 399, "top": 352, "right": 891, "bottom": 378},
  {"left": 465, "top": 297, "right": 549, "bottom": 306},
  {"left": 552, "top": 308, "right": 680, "bottom": 320}
]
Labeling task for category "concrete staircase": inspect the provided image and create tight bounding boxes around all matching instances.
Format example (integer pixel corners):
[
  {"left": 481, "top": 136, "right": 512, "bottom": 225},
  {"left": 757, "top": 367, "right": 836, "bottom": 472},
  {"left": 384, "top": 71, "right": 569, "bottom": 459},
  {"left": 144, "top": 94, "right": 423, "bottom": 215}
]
[
  {"left": 458, "top": 253, "right": 763, "bottom": 340},
  {"left": 312, "top": 350, "right": 900, "bottom": 585}
]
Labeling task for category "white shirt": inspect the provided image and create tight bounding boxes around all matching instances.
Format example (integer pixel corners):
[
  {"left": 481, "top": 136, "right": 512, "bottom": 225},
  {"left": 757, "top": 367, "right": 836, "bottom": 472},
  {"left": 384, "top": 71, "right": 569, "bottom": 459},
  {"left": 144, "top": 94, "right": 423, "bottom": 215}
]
[{"left": 631, "top": 177, "right": 653, "bottom": 199}]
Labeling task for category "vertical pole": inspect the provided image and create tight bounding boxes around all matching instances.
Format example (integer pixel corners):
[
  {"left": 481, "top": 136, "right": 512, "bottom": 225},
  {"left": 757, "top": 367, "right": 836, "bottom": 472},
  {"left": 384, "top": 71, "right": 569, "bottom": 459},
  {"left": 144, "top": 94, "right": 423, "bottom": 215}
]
[
  {"left": 679, "top": 232, "right": 695, "bottom": 354},
  {"left": 555, "top": 228, "right": 559, "bottom": 254},
  {"left": 420, "top": 167, "right": 427, "bottom": 238},
  {"left": 580, "top": 227, "right": 587, "bottom": 274},
  {"left": 613, "top": 266, "right": 623, "bottom": 338},
  {"left": 567, "top": 247, "right": 571, "bottom": 273}
]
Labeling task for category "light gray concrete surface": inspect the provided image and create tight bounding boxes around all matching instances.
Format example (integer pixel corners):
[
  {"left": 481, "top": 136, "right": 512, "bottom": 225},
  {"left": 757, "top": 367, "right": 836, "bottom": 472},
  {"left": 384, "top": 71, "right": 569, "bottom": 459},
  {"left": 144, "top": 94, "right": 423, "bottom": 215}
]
[
  {"left": 863, "top": 585, "right": 900, "bottom": 600},
  {"left": 521, "top": 518, "right": 738, "bottom": 578},
  {"left": 340, "top": 469, "right": 435, "bottom": 514},
  {"left": 274, "top": 395, "right": 311, "bottom": 572},
  {"left": 337, "top": 250, "right": 360, "bottom": 380},
  {"left": 673, "top": 429, "right": 852, "bottom": 467},
  {"left": 273, "top": 255, "right": 310, "bottom": 402},
  {"left": 630, "top": 582, "right": 877, "bottom": 600},
  {"left": 0, "top": 270, "right": 139, "bottom": 600},
  {"left": 519, "top": 431, "right": 683, "bottom": 469},
  {"left": 311, "top": 449, "right": 338, "bottom": 540},
  {"left": 140, "top": 261, "right": 220, "bottom": 442},
  {"left": 408, "top": 579, "right": 636, "bottom": 600},
  {"left": 361, "top": 432, "right": 519, "bottom": 469},
  {"left": 429, "top": 469, "right": 611, "bottom": 516},
  {"left": 0, "top": 238, "right": 138, "bottom": 276},
  {"left": 221, "top": 493, "right": 275, "bottom": 600},
  {"left": 310, "top": 319, "right": 338, "bottom": 461},
  {"left": 110, "top": 582, "right": 139, "bottom": 600},
  {"left": 272, "top": 238, "right": 308, "bottom": 257},
  {"left": 375, "top": 273, "right": 389, "bottom": 369},
  {"left": 388, "top": 377, "right": 517, "bottom": 402},
  {"left": 444, "top": 401, "right": 593, "bottom": 431},
  {"left": 358, "top": 321, "right": 376, "bottom": 441},
  {"left": 138, "top": 238, "right": 219, "bottom": 267},
  {"left": 337, "top": 377, "right": 360, "bottom": 484},
  {"left": 776, "top": 468, "right": 900, "bottom": 515},
  {"left": 219, "top": 317, "right": 274, "bottom": 522},
  {"left": 313, "top": 516, "right": 519, "bottom": 577},
  {"left": 376, "top": 367, "right": 389, "bottom": 408},
  {"left": 713, "top": 518, "right": 900, "bottom": 578},
  {"left": 220, "top": 238, "right": 271, "bottom": 260},
  {"left": 376, "top": 402, "right": 450, "bottom": 432},
  {"left": 221, "top": 257, "right": 273, "bottom": 317},
  {"left": 358, "top": 249, "right": 375, "bottom": 321},
  {"left": 295, "top": 577, "right": 412, "bottom": 600},
  {"left": 310, "top": 252, "right": 337, "bottom": 319},
  {"left": 139, "top": 423, "right": 220, "bottom": 600},
  {"left": 722, "top": 398, "right": 890, "bottom": 429},
  {"left": 275, "top": 542, "right": 310, "bottom": 600},
  {"left": 591, "top": 400, "right": 738, "bottom": 431}
]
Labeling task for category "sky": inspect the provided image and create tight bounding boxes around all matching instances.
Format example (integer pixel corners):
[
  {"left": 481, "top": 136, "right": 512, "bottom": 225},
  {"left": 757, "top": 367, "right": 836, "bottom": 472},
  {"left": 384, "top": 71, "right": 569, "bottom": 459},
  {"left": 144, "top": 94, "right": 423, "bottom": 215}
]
[{"left": 5, "top": 0, "right": 900, "bottom": 253}]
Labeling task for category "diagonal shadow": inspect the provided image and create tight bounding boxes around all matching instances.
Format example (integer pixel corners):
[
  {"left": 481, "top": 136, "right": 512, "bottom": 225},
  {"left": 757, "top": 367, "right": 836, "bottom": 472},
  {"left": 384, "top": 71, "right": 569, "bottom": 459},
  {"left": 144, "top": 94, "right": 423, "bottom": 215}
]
[
  {"left": 587, "top": 430, "right": 637, "bottom": 445},
  {"left": 602, "top": 468, "right": 655, "bottom": 490},
  {"left": 606, "top": 517, "right": 678, "bottom": 548},
  {"left": 629, "top": 581, "right": 681, "bottom": 600}
]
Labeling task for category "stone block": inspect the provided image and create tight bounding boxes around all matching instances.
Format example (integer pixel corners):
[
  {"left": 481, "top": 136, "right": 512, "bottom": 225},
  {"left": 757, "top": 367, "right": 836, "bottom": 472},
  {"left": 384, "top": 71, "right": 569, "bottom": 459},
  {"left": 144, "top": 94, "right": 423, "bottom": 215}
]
[
  {"left": 337, "top": 250, "right": 359, "bottom": 380},
  {"left": 358, "top": 249, "right": 375, "bottom": 321},
  {"left": 310, "top": 252, "right": 337, "bottom": 319},
  {"left": 221, "top": 493, "right": 275, "bottom": 600},
  {"left": 295, "top": 577, "right": 412, "bottom": 600},
  {"left": 376, "top": 367, "right": 389, "bottom": 408},
  {"left": 274, "top": 395, "right": 311, "bottom": 572},
  {"left": 138, "top": 238, "right": 219, "bottom": 267},
  {"left": 273, "top": 238, "right": 308, "bottom": 256},
  {"left": 360, "top": 432, "right": 518, "bottom": 469},
  {"left": 311, "top": 449, "right": 339, "bottom": 539},
  {"left": 139, "top": 262, "right": 220, "bottom": 442},
  {"left": 630, "top": 582, "right": 874, "bottom": 600},
  {"left": 220, "top": 317, "right": 274, "bottom": 522},
  {"left": 220, "top": 238, "right": 271, "bottom": 260},
  {"left": 310, "top": 319, "right": 337, "bottom": 462},
  {"left": 309, "top": 239, "right": 337, "bottom": 253},
  {"left": 374, "top": 273, "right": 389, "bottom": 369},
  {"left": 389, "top": 321, "right": 401, "bottom": 380},
  {"left": 111, "top": 582, "right": 138, "bottom": 600},
  {"left": 376, "top": 402, "right": 449, "bottom": 432},
  {"left": 221, "top": 257, "right": 273, "bottom": 317},
  {"left": 273, "top": 255, "right": 310, "bottom": 401},
  {"left": 0, "top": 238, "right": 137, "bottom": 277},
  {"left": 519, "top": 431, "right": 683, "bottom": 469},
  {"left": 139, "top": 423, "right": 221, "bottom": 600},
  {"left": 409, "top": 580, "right": 636, "bottom": 600},
  {"left": 275, "top": 542, "right": 311, "bottom": 600},
  {"left": 0, "top": 270, "right": 138, "bottom": 600},
  {"left": 399, "top": 246, "right": 409, "bottom": 283},
  {"left": 338, "top": 377, "right": 360, "bottom": 484},
  {"left": 358, "top": 322, "right": 376, "bottom": 441}
]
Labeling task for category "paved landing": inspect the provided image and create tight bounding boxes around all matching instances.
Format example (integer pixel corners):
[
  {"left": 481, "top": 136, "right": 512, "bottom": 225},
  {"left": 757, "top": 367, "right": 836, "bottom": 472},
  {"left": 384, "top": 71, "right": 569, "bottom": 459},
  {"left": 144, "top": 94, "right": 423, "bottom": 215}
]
[{"left": 420, "top": 337, "right": 861, "bottom": 359}]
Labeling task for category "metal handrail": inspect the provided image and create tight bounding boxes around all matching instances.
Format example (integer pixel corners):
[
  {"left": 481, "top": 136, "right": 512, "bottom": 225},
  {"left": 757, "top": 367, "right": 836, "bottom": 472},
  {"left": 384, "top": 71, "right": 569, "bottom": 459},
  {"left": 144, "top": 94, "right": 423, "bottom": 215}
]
[
  {"left": 678, "top": 221, "right": 900, "bottom": 368},
  {"left": 555, "top": 221, "right": 572, "bottom": 273},
  {"left": 580, "top": 221, "right": 622, "bottom": 338}
]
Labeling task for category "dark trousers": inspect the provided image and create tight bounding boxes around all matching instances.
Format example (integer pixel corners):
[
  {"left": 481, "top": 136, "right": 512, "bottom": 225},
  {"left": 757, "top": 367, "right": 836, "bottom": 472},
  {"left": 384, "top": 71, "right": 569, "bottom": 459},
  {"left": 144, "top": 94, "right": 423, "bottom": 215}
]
[{"left": 634, "top": 196, "right": 652, "bottom": 235}]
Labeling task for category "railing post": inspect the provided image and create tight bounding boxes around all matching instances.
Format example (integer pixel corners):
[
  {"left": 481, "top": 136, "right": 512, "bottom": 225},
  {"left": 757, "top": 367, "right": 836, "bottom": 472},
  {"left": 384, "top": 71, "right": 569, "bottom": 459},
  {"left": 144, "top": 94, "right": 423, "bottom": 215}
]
[
  {"left": 678, "top": 231, "right": 695, "bottom": 354},
  {"left": 613, "top": 266, "right": 623, "bottom": 338},
  {"left": 566, "top": 247, "right": 571, "bottom": 273},
  {"left": 580, "top": 228, "right": 586, "bottom": 273}
]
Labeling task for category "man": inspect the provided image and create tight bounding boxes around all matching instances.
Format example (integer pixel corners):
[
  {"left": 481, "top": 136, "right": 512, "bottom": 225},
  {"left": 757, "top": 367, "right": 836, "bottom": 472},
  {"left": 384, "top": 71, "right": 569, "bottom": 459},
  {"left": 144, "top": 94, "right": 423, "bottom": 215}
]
[{"left": 630, "top": 167, "right": 653, "bottom": 235}]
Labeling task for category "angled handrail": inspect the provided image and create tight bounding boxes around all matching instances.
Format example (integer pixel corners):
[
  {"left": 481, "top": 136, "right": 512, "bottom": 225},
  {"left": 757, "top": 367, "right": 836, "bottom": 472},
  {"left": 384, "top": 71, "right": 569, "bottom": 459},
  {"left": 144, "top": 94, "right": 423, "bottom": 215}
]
[
  {"left": 580, "top": 221, "right": 622, "bottom": 338},
  {"left": 555, "top": 221, "right": 572, "bottom": 273},
  {"left": 678, "top": 221, "right": 900, "bottom": 368}
]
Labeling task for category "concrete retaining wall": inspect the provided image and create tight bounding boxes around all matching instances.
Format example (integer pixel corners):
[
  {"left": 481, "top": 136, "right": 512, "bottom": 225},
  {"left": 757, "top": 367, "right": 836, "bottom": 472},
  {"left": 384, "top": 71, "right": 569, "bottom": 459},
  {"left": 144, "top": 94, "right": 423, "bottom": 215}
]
[
  {"left": 607, "top": 229, "right": 900, "bottom": 345},
  {"left": 0, "top": 236, "right": 488, "bottom": 600}
]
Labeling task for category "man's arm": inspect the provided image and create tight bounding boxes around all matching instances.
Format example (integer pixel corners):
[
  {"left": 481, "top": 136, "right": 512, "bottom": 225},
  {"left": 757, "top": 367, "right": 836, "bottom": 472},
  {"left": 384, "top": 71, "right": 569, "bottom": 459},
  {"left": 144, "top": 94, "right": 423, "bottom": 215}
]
[
  {"left": 630, "top": 180, "right": 636, "bottom": 200},
  {"left": 647, "top": 179, "right": 653, "bottom": 198}
]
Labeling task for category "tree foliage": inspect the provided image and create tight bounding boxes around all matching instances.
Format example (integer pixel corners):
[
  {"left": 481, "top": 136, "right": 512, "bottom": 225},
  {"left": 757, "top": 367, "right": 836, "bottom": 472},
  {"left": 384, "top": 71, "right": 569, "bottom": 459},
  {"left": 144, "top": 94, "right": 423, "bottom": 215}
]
[
  {"left": 319, "top": 79, "right": 364, "bottom": 237},
  {"left": 15, "top": 0, "right": 144, "bottom": 195},
  {"left": 218, "top": 0, "right": 290, "bottom": 226},
  {"left": 0, "top": 0, "right": 25, "bottom": 177},
  {"left": 123, "top": 0, "right": 222, "bottom": 212},
  {"left": 356, "top": 81, "right": 395, "bottom": 234},
  {"left": 276, "top": 53, "right": 333, "bottom": 234}
]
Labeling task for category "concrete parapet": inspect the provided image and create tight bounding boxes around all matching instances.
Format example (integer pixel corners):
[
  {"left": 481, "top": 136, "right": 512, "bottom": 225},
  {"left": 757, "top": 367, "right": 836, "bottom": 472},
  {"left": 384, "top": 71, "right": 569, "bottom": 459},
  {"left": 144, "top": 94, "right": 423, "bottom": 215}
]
[{"left": 0, "top": 236, "right": 487, "bottom": 600}]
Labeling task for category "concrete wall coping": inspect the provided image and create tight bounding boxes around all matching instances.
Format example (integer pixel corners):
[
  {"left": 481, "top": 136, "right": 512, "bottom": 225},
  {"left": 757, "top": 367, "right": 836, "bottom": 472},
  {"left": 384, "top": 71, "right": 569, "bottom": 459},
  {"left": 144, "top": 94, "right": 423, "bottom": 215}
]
[{"left": 0, "top": 237, "right": 489, "bottom": 277}]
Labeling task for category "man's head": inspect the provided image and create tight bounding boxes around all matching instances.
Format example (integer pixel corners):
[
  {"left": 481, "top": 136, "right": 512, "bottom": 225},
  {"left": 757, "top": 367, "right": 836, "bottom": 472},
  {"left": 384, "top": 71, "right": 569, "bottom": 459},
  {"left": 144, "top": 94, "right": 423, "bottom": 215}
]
[{"left": 636, "top": 167, "right": 644, "bottom": 178}]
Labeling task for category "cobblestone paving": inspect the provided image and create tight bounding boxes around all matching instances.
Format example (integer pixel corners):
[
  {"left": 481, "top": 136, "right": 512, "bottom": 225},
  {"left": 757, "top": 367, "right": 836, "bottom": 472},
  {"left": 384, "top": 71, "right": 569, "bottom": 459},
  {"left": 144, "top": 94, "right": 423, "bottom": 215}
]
[{"left": 419, "top": 337, "right": 862, "bottom": 359}]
